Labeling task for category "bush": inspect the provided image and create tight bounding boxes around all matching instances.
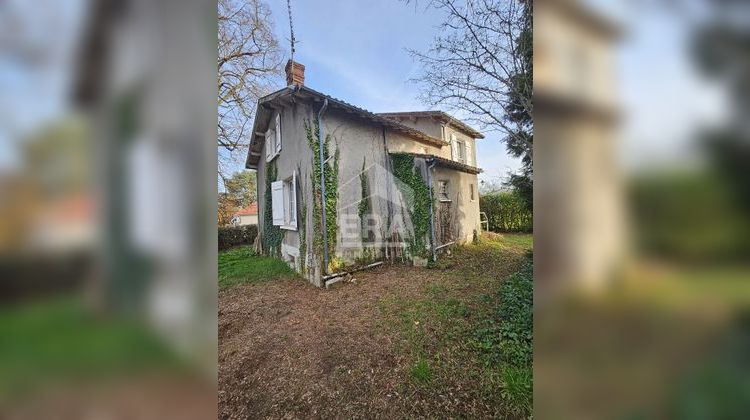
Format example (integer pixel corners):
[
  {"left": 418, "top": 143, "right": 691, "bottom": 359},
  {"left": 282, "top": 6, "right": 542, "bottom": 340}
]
[
  {"left": 630, "top": 170, "right": 750, "bottom": 263},
  {"left": 480, "top": 191, "right": 532, "bottom": 233},
  {"left": 218, "top": 225, "right": 258, "bottom": 251},
  {"left": 473, "top": 257, "right": 533, "bottom": 416}
]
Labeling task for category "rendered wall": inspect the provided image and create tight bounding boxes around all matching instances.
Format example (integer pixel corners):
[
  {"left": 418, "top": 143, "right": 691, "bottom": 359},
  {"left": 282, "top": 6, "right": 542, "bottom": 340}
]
[{"left": 432, "top": 165, "right": 482, "bottom": 245}]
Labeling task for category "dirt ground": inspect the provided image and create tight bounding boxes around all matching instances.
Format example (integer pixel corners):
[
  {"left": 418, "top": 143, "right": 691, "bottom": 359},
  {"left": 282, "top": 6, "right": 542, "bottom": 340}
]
[
  {"left": 219, "top": 238, "right": 529, "bottom": 419},
  {"left": 2, "top": 375, "right": 217, "bottom": 420}
]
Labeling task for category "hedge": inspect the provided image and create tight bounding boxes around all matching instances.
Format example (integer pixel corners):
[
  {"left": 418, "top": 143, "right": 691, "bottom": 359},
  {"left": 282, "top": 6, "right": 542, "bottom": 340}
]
[
  {"left": 218, "top": 225, "right": 258, "bottom": 251},
  {"left": 480, "top": 191, "right": 532, "bottom": 233}
]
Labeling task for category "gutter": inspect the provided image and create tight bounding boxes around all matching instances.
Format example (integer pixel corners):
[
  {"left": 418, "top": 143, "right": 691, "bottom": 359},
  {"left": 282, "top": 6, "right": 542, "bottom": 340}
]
[
  {"left": 426, "top": 158, "right": 438, "bottom": 261},
  {"left": 318, "top": 98, "right": 330, "bottom": 275}
]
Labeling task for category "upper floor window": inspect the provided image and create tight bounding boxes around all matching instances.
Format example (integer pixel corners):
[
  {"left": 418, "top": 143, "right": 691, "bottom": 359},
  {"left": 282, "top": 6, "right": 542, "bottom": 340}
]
[
  {"left": 265, "top": 113, "right": 282, "bottom": 162},
  {"left": 450, "top": 133, "right": 467, "bottom": 164}
]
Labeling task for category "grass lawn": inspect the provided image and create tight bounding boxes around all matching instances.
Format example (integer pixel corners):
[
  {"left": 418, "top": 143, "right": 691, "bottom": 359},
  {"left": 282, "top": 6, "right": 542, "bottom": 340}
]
[
  {"left": 380, "top": 232, "right": 533, "bottom": 417},
  {"left": 218, "top": 245, "right": 297, "bottom": 289},
  {"left": 0, "top": 297, "right": 174, "bottom": 399}
]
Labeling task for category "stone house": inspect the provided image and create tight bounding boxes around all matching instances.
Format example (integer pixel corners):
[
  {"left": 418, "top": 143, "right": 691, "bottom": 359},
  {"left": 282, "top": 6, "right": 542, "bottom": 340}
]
[{"left": 246, "top": 61, "right": 483, "bottom": 287}]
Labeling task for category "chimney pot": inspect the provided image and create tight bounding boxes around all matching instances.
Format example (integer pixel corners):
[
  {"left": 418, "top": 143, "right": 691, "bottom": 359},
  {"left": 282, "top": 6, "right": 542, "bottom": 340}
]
[{"left": 285, "top": 60, "right": 305, "bottom": 86}]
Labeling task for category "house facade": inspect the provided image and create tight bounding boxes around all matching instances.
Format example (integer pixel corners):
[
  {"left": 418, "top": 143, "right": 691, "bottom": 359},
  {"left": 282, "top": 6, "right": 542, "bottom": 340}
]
[{"left": 246, "top": 61, "right": 483, "bottom": 287}]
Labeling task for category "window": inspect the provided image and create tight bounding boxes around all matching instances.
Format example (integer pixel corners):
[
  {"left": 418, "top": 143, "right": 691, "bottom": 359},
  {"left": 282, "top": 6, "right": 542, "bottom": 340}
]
[
  {"left": 265, "top": 112, "right": 282, "bottom": 162},
  {"left": 470, "top": 183, "right": 475, "bottom": 201},
  {"left": 271, "top": 171, "right": 297, "bottom": 230},
  {"left": 438, "top": 180, "right": 450, "bottom": 201},
  {"left": 457, "top": 140, "right": 466, "bottom": 163},
  {"left": 451, "top": 133, "right": 466, "bottom": 164}
]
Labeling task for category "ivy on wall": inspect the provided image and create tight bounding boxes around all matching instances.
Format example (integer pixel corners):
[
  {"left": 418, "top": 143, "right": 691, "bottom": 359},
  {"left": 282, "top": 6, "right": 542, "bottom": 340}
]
[
  {"left": 391, "top": 153, "right": 434, "bottom": 259},
  {"left": 358, "top": 157, "right": 372, "bottom": 243},
  {"left": 262, "top": 160, "right": 282, "bottom": 256},
  {"left": 298, "top": 166, "right": 307, "bottom": 276},
  {"left": 304, "top": 118, "right": 339, "bottom": 272}
]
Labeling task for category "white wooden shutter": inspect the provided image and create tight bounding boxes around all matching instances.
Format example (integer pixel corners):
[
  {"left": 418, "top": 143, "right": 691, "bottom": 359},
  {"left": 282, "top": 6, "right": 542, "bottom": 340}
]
[
  {"left": 266, "top": 130, "right": 273, "bottom": 162},
  {"left": 289, "top": 172, "right": 297, "bottom": 229},
  {"left": 265, "top": 129, "right": 274, "bottom": 162},
  {"left": 271, "top": 181, "right": 284, "bottom": 225},
  {"left": 275, "top": 113, "right": 282, "bottom": 154},
  {"left": 451, "top": 134, "right": 458, "bottom": 160},
  {"left": 465, "top": 141, "right": 472, "bottom": 166}
]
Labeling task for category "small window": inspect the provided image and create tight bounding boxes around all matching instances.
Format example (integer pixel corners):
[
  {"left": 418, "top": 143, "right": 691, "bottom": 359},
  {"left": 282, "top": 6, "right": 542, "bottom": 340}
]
[
  {"left": 457, "top": 140, "right": 466, "bottom": 163},
  {"left": 275, "top": 113, "right": 282, "bottom": 153},
  {"left": 271, "top": 171, "right": 297, "bottom": 230},
  {"left": 451, "top": 133, "right": 466, "bottom": 164},
  {"left": 283, "top": 175, "right": 296, "bottom": 228},
  {"left": 265, "top": 128, "right": 276, "bottom": 162},
  {"left": 438, "top": 180, "right": 450, "bottom": 201},
  {"left": 265, "top": 112, "right": 282, "bottom": 162},
  {"left": 470, "top": 183, "right": 475, "bottom": 201}
]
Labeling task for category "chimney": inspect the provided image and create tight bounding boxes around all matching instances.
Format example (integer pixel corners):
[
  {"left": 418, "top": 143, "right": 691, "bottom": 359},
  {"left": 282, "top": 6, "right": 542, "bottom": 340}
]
[{"left": 285, "top": 60, "right": 305, "bottom": 86}]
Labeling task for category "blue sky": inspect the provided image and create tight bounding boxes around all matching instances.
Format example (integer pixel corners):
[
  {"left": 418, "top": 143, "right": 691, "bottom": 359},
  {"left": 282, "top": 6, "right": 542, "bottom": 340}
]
[
  {"left": 2, "top": 0, "right": 729, "bottom": 181},
  {"left": 591, "top": 0, "right": 729, "bottom": 171},
  {"left": 0, "top": 0, "right": 85, "bottom": 170},
  {"left": 264, "top": 0, "right": 522, "bottom": 183}
]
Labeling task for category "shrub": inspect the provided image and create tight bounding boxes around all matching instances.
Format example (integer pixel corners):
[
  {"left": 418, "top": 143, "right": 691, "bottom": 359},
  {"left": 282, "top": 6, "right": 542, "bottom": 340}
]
[
  {"left": 480, "top": 191, "right": 532, "bottom": 233},
  {"left": 474, "top": 257, "right": 533, "bottom": 416},
  {"left": 218, "top": 225, "right": 258, "bottom": 251},
  {"left": 630, "top": 170, "right": 749, "bottom": 263}
]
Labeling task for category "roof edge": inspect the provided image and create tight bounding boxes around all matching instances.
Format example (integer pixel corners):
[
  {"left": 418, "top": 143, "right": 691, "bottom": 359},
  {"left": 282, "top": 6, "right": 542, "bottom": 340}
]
[
  {"left": 390, "top": 152, "right": 483, "bottom": 175},
  {"left": 378, "top": 111, "right": 485, "bottom": 139}
]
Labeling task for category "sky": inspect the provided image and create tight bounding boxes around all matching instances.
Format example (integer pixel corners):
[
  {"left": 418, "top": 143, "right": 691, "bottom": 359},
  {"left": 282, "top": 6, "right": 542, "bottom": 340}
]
[
  {"left": 590, "top": 0, "right": 729, "bottom": 172},
  {"left": 1, "top": 0, "right": 730, "bottom": 181},
  {"left": 0, "top": 0, "right": 86, "bottom": 170},
  {"left": 263, "top": 0, "right": 522, "bottom": 184}
]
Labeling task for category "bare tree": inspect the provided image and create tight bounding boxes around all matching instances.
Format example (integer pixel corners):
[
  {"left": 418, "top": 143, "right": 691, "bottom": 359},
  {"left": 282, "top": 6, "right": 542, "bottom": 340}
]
[
  {"left": 409, "top": 0, "right": 533, "bottom": 206},
  {"left": 218, "top": 0, "right": 282, "bottom": 182}
]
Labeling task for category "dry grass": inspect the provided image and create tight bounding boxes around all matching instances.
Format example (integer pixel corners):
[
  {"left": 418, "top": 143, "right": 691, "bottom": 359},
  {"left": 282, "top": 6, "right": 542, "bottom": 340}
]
[{"left": 218, "top": 233, "right": 532, "bottom": 419}]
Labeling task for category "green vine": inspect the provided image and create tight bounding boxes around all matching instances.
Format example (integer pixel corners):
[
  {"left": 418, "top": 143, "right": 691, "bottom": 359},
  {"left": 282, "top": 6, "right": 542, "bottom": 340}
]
[
  {"left": 298, "top": 166, "right": 307, "bottom": 276},
  {"left": 391, "top": 153, "right": 434, "bottom": 259},
  {"left": 304, "top": 118, "right": 339, "bottom": 272},
  {"left": 262, "top": 160, "right": 282, "bottom": 256},
  {"left": 358, "top": 157, "right": 372, "bottom": 243}
]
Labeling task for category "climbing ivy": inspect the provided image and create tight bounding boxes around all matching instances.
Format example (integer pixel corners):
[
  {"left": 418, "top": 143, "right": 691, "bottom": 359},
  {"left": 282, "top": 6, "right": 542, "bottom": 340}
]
[
  {"left": 262, "top": 160, "right": 282, "bottom": 256},
  {"left": 298, "top": 166, "right": 307, "bottom": 276},
  {"left": 391, "top": 153, "right": 434, "bottom": 259},
  {"left": 358, "top": 157, "right": 372, "bottom": 243},
  {"left": 304, "top": 118, "right": 339, "bottom": 272}
]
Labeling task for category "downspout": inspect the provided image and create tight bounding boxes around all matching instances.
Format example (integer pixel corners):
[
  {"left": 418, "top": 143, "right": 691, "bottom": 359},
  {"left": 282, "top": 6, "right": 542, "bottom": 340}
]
[
  {"left": 318, "top": 99, "right": 330, "bottom": 274},
  {"left": 427, "top": 158, "right": 437, "bottom": 261}
]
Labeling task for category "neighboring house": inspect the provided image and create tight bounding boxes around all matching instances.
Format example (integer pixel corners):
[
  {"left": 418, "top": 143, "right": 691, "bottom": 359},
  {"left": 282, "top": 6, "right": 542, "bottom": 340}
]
[
  {"left": 232, "top": 203, "right": 258, "bottom": 226},
  {"left": 27, "top": 193, "right": 95, "bottom": 252},
  {"left": 246, "top": 60, "right": 483, "bottom": 287}
]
